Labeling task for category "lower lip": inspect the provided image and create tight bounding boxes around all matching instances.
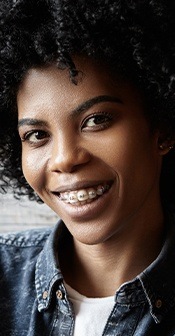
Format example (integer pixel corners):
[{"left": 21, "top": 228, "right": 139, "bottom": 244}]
[{"left": 55, "top": 182, "right": 114, "bottom": 221}]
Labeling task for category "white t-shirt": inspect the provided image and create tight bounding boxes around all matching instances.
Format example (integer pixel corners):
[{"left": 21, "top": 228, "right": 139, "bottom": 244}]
[{"left": 64, "top": 282, "right": 115, "bottom": 336}]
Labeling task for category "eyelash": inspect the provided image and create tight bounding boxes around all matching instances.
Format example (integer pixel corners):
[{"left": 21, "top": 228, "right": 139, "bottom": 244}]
[
  {"left": 20, "top": 112, "right": 113, "bottom": 144},
  {"left": 81, "top": 112, "right": 113, "bottom": 131},
  {"left": 21, "top": 130, "right": 49, "bottom": 144}
]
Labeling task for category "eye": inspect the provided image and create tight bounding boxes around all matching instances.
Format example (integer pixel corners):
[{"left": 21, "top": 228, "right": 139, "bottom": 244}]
[
  {"left": 21, "top": 130, "right": 49, "bottom": 144},
  {"left": 81, "top": 113, "right": 112, "bottom": 131}
]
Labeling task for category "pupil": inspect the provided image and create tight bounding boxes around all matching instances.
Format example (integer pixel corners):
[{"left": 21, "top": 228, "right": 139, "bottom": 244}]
[{"left": 95, "top": 116, "right": 106, "bottom": 124}]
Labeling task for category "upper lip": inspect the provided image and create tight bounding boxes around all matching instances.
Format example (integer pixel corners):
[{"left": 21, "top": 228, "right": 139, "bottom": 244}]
[{"left": 51, "top": 180, "right": 113, "bottom": 194}]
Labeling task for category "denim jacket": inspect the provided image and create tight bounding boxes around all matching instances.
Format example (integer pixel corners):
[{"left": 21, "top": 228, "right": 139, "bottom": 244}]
[{"left": 1, "top": 212, "right": 175, "bottom": 336}]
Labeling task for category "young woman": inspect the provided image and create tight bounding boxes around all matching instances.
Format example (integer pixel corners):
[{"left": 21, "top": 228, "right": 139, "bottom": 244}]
[{"left": 0, "top": 1, "right": 175, "bottom": 335}]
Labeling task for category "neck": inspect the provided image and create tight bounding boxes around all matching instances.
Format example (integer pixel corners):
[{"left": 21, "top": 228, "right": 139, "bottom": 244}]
[{"left": 62, "top": 203, "right": 164, "bottom": 298}]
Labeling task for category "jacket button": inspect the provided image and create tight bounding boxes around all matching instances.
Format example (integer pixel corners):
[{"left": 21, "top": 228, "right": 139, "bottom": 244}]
[
  {"left": 42, "top": 291, "right": 48, "bottom": 300},
  {"left": 155, "top": 299, "right": 162, "bottom": 308},
  {"left": 56, "top": 289, "right": 63, "bottom": 300}
]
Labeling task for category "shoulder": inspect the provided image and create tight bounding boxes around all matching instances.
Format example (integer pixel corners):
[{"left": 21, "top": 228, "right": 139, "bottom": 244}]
[
  {"left": 0, "top": 227, "right": 52, "bottom": 248},
  {"left": 0, "top": 227, "right": 54, "bottom": 279}
]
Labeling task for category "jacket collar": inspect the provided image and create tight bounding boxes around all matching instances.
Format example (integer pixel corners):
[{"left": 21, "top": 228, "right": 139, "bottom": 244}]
[
  {"left": 35, "top": 220, "right": 65, "bottom": 312},
  {"left": 138, "top": 211, "right": 175, "bottom": 323},
  {"left": 35, "top": 211, "right": 175, "bottom": 320}
]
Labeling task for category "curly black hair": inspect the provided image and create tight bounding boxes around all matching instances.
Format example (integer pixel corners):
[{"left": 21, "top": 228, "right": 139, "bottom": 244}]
[{"left": 1, "top": 0, "right": 175, "bottom": 206}]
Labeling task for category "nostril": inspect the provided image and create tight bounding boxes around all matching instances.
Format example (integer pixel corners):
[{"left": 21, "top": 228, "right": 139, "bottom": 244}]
[{"left": 49, "top": 144, "right": 91, "bottom": 174}]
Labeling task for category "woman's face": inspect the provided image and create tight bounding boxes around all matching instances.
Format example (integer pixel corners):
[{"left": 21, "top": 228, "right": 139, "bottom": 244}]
[{"left": 17, "top": 57, "right": 162, "bottom": 245}]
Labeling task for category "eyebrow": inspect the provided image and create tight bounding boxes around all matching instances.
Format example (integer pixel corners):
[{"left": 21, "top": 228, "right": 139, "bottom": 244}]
[
  {"left": 18, "top": 119, "right": 47, "bottom": 128},
  {"left": 18, "top": 95, "right": 122, "bottom": 128},
  {"left": 71, "top": 95, "right": 122, "bottom": 116}
]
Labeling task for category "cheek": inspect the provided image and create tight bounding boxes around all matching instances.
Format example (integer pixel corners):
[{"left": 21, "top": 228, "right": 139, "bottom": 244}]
[
  {"left": 114, "top": 144, "right": 160, "bottom": 203},
  {"left": 90, "top": 126, "right": 158, "bottom": 187},
  {"left": 22, "top": 149, "right": 47, "bottom": 192}
]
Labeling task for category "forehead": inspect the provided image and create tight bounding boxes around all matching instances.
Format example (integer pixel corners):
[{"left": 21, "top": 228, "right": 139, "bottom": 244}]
[
  {"left": 17, "top": 57, "right": 145, "bottom": 119},
  {"left": 18, "top": 57, "right": 118, "bottom": 98}
]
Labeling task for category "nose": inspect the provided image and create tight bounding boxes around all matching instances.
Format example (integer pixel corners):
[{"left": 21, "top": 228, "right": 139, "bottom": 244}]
[{"left": 48, "top": 134, "right": 91, "bottom": 173}]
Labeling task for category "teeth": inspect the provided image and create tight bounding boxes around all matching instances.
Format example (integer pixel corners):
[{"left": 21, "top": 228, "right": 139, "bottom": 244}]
[
  {"left": 88, "top": 189, "right": 97, "bottom": 199},
  {"left": 77, "top": 189, "right": 89, "bottom": 201},
  {"left": 96, "top": 186, "right": 105, "bottom": 195},
  {"left": 68, "top": 192, "right": 78, "bottom": 204},
  {"left": 64, "top": 192, "right": 69, "bottom": 202},
  {"left": 59, "top": 184, "right": 109, "bottom": 204}
]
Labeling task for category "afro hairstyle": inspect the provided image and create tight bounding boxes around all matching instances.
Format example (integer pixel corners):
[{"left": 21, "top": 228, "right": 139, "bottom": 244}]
[{"left": 0, "top": 0, "right": 175, "bottom": 206}]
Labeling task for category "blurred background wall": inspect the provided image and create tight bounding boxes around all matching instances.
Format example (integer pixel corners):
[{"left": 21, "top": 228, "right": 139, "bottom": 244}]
[{"left": 0, "top": 193, "right": 58, "bottom": 233}]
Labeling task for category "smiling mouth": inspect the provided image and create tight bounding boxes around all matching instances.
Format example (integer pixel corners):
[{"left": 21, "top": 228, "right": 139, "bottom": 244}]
[{"left": 54, "top": 182, "right": 112, "bottom": 206}]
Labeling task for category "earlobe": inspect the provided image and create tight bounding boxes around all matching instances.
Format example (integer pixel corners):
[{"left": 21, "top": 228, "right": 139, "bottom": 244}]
[{"left": 158, "top": 139, "right": 175, "bottom": 155}]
